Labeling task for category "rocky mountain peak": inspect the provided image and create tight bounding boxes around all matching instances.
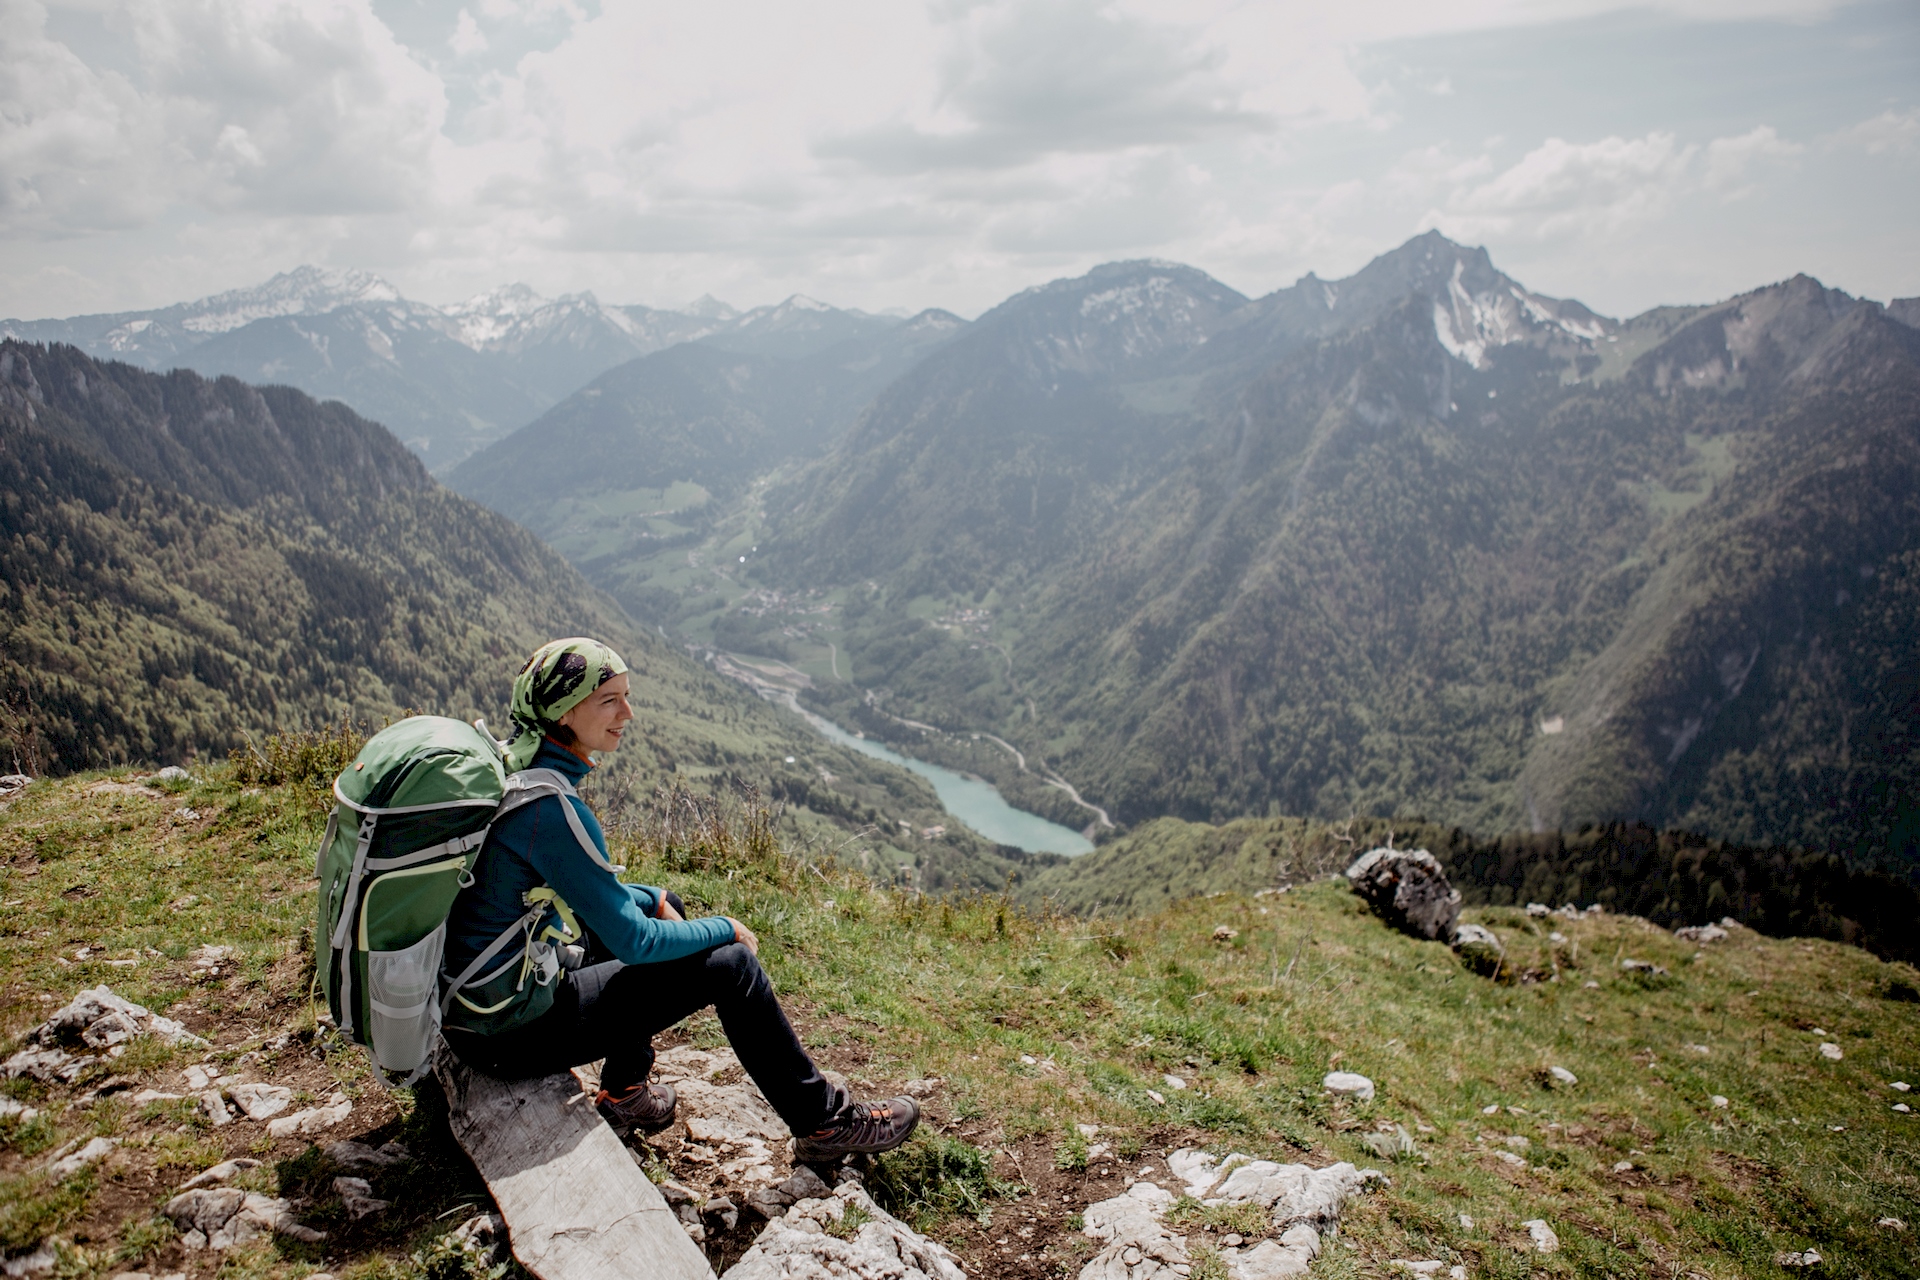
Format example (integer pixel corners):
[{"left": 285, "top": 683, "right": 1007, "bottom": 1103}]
[
  {"left": 1206, "top": 232, "right": 1610, "bottom": 375},
  {"left": 973, "top": 259, "right": 1250, "bottom": 379},
  {"left": 175, "top": 266, "right": 403, "bottom": 336},
  {"left": 1634, "top": 273, "right": 1895, "bottom": 394}
]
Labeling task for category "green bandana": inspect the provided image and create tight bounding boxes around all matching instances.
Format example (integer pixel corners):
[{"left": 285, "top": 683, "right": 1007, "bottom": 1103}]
[{"left": 503, "top": 638, "right": 629, "bottom": 772}]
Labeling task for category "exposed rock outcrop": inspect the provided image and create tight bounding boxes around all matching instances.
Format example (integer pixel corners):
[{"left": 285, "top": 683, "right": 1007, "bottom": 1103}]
[
  {"left": 4, "top": 986, "right": 206, "bottom": 1083},
  {"left": 163, "top": 1189, "right": 325, "bottom": 1250},
  {"left": 1344, "top": 849, "right": 1460, "bottom": 942},
  {"left": 1074, "top": 1152, "right": 1383, "bottom": 1280},
  {"left": 721, "top": 1179, "right": 966, "bottom": 1280}
]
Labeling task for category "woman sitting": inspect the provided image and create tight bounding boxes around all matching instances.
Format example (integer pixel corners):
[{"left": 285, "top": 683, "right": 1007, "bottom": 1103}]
[{"left": 441, "top": 638, "right": 917, "bottom": 1161}]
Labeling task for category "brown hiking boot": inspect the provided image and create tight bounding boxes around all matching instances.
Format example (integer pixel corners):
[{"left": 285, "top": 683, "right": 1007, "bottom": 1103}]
[
  {"left": 595, "top": 1081, "right": 676, "bottom": 1134},
  {"left": 793, "top": 1096, "right": 920, "bottom": 1162}
]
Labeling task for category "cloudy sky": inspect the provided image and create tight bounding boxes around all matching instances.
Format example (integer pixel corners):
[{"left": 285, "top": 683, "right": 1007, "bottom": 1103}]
[{"left": 4, "top": 0, "right": 1916, "bottom": 320}]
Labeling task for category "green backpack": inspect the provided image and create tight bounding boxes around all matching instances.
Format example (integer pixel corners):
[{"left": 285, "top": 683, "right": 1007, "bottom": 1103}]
[{"left": 314, "top": 715, "right": 616, "bottom": 1084}]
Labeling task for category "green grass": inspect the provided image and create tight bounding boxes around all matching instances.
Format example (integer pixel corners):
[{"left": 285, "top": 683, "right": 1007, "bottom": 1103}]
[{"left": 0, "top": 765, "right": 1914, "bottom": 1278}]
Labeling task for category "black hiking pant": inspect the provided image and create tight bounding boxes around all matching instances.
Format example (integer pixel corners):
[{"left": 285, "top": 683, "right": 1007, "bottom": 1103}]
[{"left": 443, "top": 894, "right": 846, "bottom": 1134}]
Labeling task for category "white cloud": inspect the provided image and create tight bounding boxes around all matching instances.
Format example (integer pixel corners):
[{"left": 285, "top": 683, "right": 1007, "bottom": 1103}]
[
  {"left": 1417, "top": 125, "right": 1800, "bottom": 242},
  {"left": 0, "top": 0, "right": 165, "bottom": 234},
  {"left": 1703, "top": 125, "right": 1801, "bottom": 195},
  {"left": 449, "top": 8, "right": 487, "bottom": 57},
  {"left": 1829, "top": 107, "right": 1920, "bottom": 157},
  {"left": 0, "top": 0, "right": 1905, "bottom": 319},
  {"left": 0, "top": 0, "right": 445, "bottom": 240}
]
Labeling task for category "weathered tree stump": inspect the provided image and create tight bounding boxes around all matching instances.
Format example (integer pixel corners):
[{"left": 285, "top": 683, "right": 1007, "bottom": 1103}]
[{"left": 435, "top": 1049, "right": 716, "bottom": 1280}]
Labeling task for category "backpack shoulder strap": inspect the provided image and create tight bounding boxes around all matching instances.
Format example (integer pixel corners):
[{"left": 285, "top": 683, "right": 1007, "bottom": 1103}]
[{"left": 497, "top": 769, "right": 625, "bottom": 875}]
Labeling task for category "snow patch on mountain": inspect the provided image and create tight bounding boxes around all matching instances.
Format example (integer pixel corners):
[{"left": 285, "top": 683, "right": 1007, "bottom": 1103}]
[
  {"left": 175, "top": 267, "right": 401, "bottom": 336},
  {"left": 1433, "top": 261, "right": 1612, "bottom": 367}
]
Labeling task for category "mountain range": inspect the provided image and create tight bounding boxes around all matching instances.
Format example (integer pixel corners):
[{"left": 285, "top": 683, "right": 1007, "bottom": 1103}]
[
  {"left": 479, "top": 232, "right": 1918, "bottom": 869},
  {"left": 1, "top": 270, "right": 905, "bottom": 473},
  {"left": 8, "top": 237, "right": 1918, "bottom": 885},
  {"left": 0, "top": 339, "right": 1036, "bottom": 893}
]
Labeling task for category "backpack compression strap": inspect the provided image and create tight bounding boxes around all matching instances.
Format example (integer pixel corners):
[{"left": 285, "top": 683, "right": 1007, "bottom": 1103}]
[{"left": 497, "top": 768, "right": 626, "bottom": 875}]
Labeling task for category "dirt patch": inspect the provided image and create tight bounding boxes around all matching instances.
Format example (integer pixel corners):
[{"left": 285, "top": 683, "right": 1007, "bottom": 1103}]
[{"left": 82, "top": 783, "right": 163, "bottom": 800}]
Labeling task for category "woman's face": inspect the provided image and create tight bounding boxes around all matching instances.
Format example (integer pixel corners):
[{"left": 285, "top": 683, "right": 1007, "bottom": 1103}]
[{"left": 557, "top": 672, "right": 633, "bottom": 754}]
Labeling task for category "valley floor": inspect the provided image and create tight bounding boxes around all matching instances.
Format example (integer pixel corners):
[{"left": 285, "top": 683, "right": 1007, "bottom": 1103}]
[{"left": 0, "top": 767, "right": 1914, "bottom": 1279}]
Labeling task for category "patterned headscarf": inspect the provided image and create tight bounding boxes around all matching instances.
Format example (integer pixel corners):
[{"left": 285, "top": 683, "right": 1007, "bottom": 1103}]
[{"left": 504, "top": 638, "right": 629, "bottom": 771}]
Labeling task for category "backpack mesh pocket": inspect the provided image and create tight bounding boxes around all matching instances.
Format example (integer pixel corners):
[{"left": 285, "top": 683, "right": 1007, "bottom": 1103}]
[{"left": 365, "top": 923, "right": 444, "bottom": 1073}]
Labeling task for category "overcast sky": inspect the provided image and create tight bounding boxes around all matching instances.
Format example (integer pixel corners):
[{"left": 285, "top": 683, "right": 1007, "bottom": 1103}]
[{"left": 3, "top": 0, "right": 1915, "bottom": 320}]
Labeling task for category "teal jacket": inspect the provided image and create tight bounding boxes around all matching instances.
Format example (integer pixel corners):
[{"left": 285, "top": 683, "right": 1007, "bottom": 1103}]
[{"left": 442, "top": 740, "right": 733, "bottom": 1033}]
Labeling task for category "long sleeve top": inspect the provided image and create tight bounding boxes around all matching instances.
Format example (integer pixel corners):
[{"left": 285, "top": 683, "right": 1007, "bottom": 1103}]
[{"left": 444, "top": 740, "right": 733, "bottom": 989}]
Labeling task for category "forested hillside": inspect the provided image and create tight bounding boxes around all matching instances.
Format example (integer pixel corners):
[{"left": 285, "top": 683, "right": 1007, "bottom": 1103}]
[
  {"left": 740, "top": 237, "right": 1920, "bottom": 866},
  {"left": 445, "top": 308, "right": 969, "bottom": 622},
  {"left": 0, "top": 341, "right": 1035, "bottom": 891}
]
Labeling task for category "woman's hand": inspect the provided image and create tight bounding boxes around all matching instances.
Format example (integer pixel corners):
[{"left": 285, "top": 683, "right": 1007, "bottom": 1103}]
[
  {"left": 655, "top": 896, "right": 684, "bottom": 922},
  {"left": 728, "top": 917, "right": 760, "bottom": 955}
]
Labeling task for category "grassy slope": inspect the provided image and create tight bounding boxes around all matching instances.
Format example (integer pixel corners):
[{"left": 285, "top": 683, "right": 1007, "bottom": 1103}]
[
  {"left": 1019, "top": 813, "right": 1920, "bottom": 966},
  {"left": 0, "top": 769, "right": 1915, "bottom": 1280}
]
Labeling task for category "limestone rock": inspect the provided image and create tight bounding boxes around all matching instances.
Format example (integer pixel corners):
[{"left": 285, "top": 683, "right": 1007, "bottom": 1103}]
[
  {"left": 4, "top": 1047, "right": 77, "bottom": 1084},
  {"left": 45, "top": 1136, "right": 117, "bottom": 1179},
  {"left": 1522, "top": 1219, "right": 1559, "bottom": 1253},
  {"left": 1221, "top": 1227, "right": 1320, "bottom": 1280},
  {"left": 1449, "top": 923, "right": 1504, "bottom": 975},
  {"left": 1673, "top": 924, "right": 1729, "bottom": 944},
  {"left": 1775, "top": 1250, "right": 1821, "bottom": 1267},
  {"left": 0, "top": 1247, "right": 54, "bottom": 1276},
  {"left": 1079, "top": 1182, "right": 1187, "bottom": 1280},
  {"left": 745, "top": 1166, "right": 836, "bottom": 1220},
  {"left": 1167, "top": 1152, "right": 1384, "bottom": 1229},
  {"left": 1345, "top": 848, "right": 1460, "bottom": 942},
  {"left": 332, "top": 1177, "right": 390, "bottom": 1220},
  {"left": 226, "top": 1083, "right": 293, "bottom": 1121},
  {"left": 655, "top": 1045, "right": 791, "bottom": 1188},
  {"left": 721, "top": 1181, "right": 965, "bottom": 1280},
  {"left": 267, "top": 1092, "right": 351, "bottom": 1138},
  {"left": 81, "top": 1011, "right": 141, "bottom": 1049},
  {"left": 1082, "top": 1159, "right": 1379, "bottom": 1280},
  {"left": 163, "top": 1189, "right": 325, "bottom": 1250},
  {"left": 30, "top": 986, "right": 206, "bottom": 1052},
  {"left": 1548, "top": 1066, "right": 1578, "bottom": 1086},
  {"left": 200, "top": 1090, "right": 232, "bottom": 1127},
  {"left": 1323, "top": 1071, "right": 1375, "bottom": 1103},
  {"left": 322, "top": 1139, "right": 411, "bottom": 1171},
  {"left": 1818, "top": 1043, "right": 1843, "bottom": 1061},
  {"left": 0, "top": 1097, "right": 39, "bottom": 1123},
  {"left": 180, "top": 1158, "right": 261, "bottom": 1190}
]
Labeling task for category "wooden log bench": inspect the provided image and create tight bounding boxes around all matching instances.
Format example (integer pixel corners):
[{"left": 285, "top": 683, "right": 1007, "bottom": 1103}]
[{"left": 435, "top": 1051, "right": 716, "bottom": 1280}]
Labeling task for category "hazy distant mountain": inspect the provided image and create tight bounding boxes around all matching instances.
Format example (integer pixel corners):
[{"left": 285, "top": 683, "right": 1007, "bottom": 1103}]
[
  {"left": 745, "top": 236, "right": 1920, "bottom": 865},
  {"left": 443, "top": 307, "right": 969, "bottom": 620},
  {"left": 698, "top": 294, "right": 907, "bottom": 360},
  {"left": 2, "top": 271, "right": 908, "bottom": 473},
  {"left": 1890, "top": 297, "right": 1920, "bottom": 329}
]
